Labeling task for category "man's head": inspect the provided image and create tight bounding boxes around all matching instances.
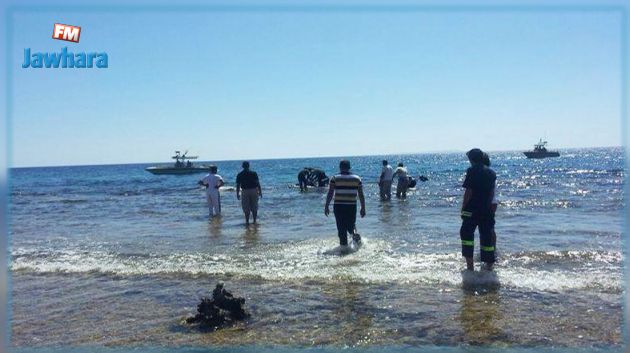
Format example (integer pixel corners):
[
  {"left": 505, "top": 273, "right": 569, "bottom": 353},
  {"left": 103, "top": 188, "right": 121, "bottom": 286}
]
[
  {"left": 209, "top": 165, "right": 218, "bottom": 174},
  {"left": 398, "top": 162, "right": 404, "bottom": 167},
  {"left": 466, "top": 148, "right": 484, "bottom": 165},
  {"left": 382, "top": 160, "right": 388, "bottom": 166},
  {"left": 242, "top": 161, "right": 250, "bottom": 170},
  {"left": 339, "top": 160, "right": 351, "bottom": 172},
  {"left": 482, "top": 152, "right": 491, "bottom": 167}
]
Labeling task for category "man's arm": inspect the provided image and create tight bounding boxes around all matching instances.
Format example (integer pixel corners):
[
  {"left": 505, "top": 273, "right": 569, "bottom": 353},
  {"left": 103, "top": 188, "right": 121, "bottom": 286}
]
[
  {"left": 358, "top": 184, "right": 366, "bottom": 217},
  {"left": 217, "top": 179, "right": 225, "bottom": 189},
  {"left": 256, "top": 173, "right": 262, "bottom": 198},
  {"left": 379, "top": 170, "right": 385, "bottom": 185},
  {"left": 462, "top": 188, "right": 472, "bottom": 211},
  {"left": 324, "top": 183, "right": 334, "bottom": 216},
  {"left": 461, "top": 169, "right": 473, "bottom": 211},
  {"left": 236, "top": 175, "right": 241, "bottom": 199},
  {"left": 490, "top": 185, "right": 497, "bottom": 213}
]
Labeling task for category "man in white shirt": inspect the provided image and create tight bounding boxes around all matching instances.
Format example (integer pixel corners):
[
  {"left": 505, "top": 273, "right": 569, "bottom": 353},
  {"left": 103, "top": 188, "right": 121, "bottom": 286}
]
[
  {"left": 393, "top": 162, "right": 409, "bottom": 199},
  {"left": 198, "top": 165, "right": 225, "bottom": 217},
  {"left": 378, "top": 160, "right": 394, "bottom": 201}
]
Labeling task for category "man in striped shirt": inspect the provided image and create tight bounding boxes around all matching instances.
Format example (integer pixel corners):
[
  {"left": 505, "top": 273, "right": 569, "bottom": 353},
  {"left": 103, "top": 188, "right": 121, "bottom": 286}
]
[{"left": 324, "top": 160, "right": 366, "bottom": 247}]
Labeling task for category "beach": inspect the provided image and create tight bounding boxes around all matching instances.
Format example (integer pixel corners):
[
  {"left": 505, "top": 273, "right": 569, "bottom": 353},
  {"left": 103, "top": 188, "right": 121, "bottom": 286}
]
[{"left": 9, "top": 148, "right": 623, "bottom": 348}]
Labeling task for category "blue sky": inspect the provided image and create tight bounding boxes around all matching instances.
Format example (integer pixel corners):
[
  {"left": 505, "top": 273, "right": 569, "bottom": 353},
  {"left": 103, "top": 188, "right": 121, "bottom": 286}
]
[{"left": 10, "top": 8, "right": 622, "bottom": 167}]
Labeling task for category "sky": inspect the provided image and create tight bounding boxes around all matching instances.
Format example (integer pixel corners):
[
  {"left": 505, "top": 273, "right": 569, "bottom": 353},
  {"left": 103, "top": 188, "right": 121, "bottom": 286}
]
[{"left": 9, "top": 7, "right": 622, "bottom": 167}]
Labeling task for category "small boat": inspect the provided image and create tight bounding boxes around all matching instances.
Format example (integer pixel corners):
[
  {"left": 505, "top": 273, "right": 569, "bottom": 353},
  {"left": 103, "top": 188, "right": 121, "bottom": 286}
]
[
  {"left": 523, "top": 139, "right": 560, "bottom": 159},
  {"left": 146, "top": 151, "right": 212, "bottom": 175}
]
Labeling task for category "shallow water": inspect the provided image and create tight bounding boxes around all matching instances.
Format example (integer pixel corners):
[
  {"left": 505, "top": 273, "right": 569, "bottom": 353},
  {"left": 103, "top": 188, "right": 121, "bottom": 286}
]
[{"left": 8, "top": 148, "right": 624, "bottom": 348}]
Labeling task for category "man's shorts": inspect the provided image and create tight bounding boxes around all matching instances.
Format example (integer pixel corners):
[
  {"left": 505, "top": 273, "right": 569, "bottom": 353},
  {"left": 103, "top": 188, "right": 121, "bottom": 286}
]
[{"left": 241, "top": 188, "right": 259, "bottom": 214}]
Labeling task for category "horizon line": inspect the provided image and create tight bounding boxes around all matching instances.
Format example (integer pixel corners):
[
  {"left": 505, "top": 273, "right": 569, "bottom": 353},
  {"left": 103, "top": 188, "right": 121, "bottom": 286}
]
[{"left": 9, "top": 145, "right": 622, "bottom": 169}]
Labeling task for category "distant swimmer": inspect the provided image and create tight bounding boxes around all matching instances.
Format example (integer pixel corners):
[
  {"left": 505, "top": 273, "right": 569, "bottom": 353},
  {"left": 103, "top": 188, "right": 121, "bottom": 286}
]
[
  {"left": 483, "top": 152, "right": 498, "bottom": 253},
  {"left": 324, "top": 160, "right": 366, "bottom": 249},
  {"left": 198, "top": 165, "right": 224, "bottom": 217},
  {"left": 297, "top": 167, "right": 330, "bottom": 191},
  {"left": 236, "top": 161, "right": 262, "bottom": 226},
  {"left": 393, "top": 162, "right": 409, "bottom": 199},
  {"left": 460, "top": 148, "right": 496, "bottom": 271},
  {"left": 378, "top": 160, "right": 394, "bottom": 201}
]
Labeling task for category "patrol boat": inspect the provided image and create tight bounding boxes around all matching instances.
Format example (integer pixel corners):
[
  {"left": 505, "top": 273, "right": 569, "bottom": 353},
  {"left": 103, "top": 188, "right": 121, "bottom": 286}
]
[
  {"left": 523, "top": 139, "right": 560, "bottom": 159},
  {"left": 145, "top": 151, "right": 212, "bottom": 175}
]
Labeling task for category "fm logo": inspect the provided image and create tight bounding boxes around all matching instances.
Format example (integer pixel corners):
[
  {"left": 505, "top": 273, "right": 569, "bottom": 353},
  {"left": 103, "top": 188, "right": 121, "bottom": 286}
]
[{"left": 52, "top": 23, "right": 81, "bottom": 43}]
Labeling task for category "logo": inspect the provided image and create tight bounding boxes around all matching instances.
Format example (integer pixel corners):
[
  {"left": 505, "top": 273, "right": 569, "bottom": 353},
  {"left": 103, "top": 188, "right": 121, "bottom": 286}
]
[
  {"left": 22, "top": 23, "right": 108, "bottom": 69},
  {"left": 52, "top": 23, "right": 81, "bottom": 43}
]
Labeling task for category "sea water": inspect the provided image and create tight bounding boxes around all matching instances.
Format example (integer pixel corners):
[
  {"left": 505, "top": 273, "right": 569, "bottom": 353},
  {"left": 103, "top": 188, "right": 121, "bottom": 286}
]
[{"left": 8, "top": 148, "right": 623, "bottom": 348}]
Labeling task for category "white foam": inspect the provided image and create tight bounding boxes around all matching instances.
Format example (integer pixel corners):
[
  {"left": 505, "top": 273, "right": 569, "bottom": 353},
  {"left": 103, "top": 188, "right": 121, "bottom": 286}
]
[{"left": 10, "top": 239, "right": 622, "bottom": 293}]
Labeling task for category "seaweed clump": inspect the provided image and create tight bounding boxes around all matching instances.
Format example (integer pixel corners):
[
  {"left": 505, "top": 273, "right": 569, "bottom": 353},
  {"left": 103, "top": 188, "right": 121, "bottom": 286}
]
[{"left": 186, "top": 283, "right": 248, "bottom": 330}]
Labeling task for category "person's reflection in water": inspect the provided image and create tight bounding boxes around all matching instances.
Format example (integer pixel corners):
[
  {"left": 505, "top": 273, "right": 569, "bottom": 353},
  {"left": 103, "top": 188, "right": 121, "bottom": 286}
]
[
  {"left": 378, "top": 199, "right": 393, "bottom": 224},
  {"left": 457, "top": 287, "right": 505, "bottom": 346},
  {"left": 391, "top": 197, "right": 412, "bottom": 230},
  {"left": 208, "top": 216, "right": 223, "bottom": 238},
  {"left": 242, "top": 224, "right": 260, "bottom": 247}
]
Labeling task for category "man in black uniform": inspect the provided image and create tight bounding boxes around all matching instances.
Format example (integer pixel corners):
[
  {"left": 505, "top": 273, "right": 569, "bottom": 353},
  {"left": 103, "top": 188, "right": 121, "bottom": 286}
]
[
  {"left": 460, "top": 148, "right": 496, "bottom": 271},
  {"left": 482, "top": 152, "right": 498, "bottom": 252}
]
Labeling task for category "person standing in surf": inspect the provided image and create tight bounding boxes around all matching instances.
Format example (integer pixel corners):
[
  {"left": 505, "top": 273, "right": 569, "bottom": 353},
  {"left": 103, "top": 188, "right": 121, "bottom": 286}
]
[
  {"left": 378, "top": 160, "right": 394, "bottom": 201},
  {"left": 460, "top": 148, "right": 496, "bottom": 271},
  {"left": 236, "top": 161, "right": 262, "bottom": 226},
  {"left": 324, "top": 160, "right": 366, "bottom": 248},
  {"left": 198, "top": 165, "right": 224, "bottom": 217},
  {"left": 482, "top": 152, "right": 498, "bottom": 251},
  {"left": 393, "top": 162, "right": 409, "bottom": 199}
]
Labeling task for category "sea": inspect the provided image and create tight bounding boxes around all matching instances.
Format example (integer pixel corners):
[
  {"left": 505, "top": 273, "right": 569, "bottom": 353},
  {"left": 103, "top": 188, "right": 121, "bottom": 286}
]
[{"left": 8, "top": 147, "right": 625, "bottom": 350}]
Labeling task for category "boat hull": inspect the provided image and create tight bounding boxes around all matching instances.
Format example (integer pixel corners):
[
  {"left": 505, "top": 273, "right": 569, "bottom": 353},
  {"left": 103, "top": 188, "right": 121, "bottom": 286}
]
[
  {"left": 146, "top": 166, "right": 212, "bottom": 175},
  {"left": 523, "top": 151, "right": 560, "bottom": 159}
]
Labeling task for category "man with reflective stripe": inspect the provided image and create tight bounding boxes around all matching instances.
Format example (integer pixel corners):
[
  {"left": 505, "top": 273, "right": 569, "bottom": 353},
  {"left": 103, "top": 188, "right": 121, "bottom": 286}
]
[
  {"left": 324, "top": 160, "right": 366, "bottom": 248},
  {"left": 460, "top": 148, "right": 496, "bottom": 271}
]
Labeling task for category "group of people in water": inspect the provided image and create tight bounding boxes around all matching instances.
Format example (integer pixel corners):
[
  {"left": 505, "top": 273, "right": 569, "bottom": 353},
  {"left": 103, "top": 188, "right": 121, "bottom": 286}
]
[
  {"left": 198, "top": 161, "right": 262, "bottom": 225},
  {"left": 198, "top": 148, "right": 497, "bottom": 271}
]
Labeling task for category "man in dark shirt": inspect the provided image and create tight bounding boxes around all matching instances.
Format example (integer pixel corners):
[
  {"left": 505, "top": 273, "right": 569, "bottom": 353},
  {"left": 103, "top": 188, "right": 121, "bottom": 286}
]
[
  {"left": 460, "top": 148, "right": 496, "bottom": 271},
  {"left": 236, "top": 161, "right": 262, "bottom": 225}
]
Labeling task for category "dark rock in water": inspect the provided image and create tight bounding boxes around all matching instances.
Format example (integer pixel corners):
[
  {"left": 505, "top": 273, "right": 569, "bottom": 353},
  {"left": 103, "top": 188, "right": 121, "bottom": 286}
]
[
  {"left": 186, "top": 283, "right": 248, "bottom": 330},
  {"left": 418, "top": 175, "right": 429, "bottom": 182}
]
